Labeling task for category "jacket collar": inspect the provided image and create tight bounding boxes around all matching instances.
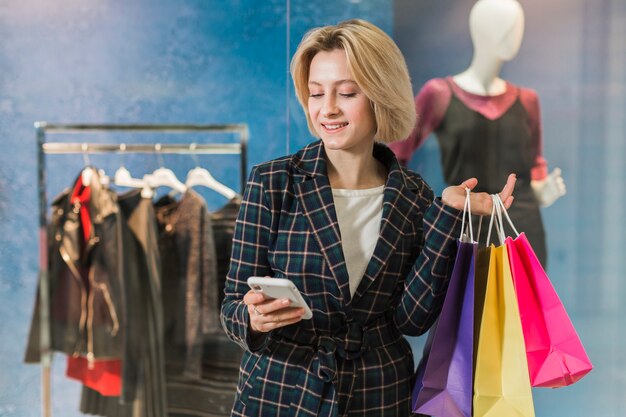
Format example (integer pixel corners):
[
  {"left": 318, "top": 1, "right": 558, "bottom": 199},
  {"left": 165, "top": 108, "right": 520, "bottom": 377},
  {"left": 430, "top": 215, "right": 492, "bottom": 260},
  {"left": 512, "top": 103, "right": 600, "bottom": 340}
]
[
  {"left": 293, "top": 140, "right": 426, "bottom": 311},
  {"left": 55, "top": 168, "right": 118, "bottom": 269},
  {"left": 292, "top": 139, "right": 328, "bottom": 178},
  {"left": 292, "top": 139, "right": 412, "bottom": 186}
]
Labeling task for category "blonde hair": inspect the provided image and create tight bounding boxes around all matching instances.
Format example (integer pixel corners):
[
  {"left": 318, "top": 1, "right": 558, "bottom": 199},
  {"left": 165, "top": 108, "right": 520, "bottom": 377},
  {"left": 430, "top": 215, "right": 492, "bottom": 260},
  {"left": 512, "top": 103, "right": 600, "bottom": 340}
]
[{"left": 290, "top": 19, "right": 416, "bottom": 143}]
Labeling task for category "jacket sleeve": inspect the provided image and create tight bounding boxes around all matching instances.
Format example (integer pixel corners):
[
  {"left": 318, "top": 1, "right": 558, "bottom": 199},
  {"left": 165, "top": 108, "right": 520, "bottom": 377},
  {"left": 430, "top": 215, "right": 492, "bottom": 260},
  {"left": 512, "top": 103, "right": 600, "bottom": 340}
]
[
  {"left": 394, "top": 197, "right": 463, "bottom": 336},
  {"left": 220, "top": 166, "right": 274, "bottom": 352}
]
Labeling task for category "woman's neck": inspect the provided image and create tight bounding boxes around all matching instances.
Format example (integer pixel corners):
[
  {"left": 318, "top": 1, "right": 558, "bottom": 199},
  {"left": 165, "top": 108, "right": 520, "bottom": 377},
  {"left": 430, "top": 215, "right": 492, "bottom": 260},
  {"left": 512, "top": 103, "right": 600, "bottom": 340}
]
[{"left": 325, "top": 145, "right": 386, "bottom": 190}]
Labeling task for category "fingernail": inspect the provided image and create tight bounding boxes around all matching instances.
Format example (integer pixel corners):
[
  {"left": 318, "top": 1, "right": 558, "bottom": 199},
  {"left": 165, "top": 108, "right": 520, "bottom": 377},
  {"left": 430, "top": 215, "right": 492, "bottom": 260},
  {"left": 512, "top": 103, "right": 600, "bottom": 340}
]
[{"left": 282, "top": 299, "right": 290, "bottom": 306}]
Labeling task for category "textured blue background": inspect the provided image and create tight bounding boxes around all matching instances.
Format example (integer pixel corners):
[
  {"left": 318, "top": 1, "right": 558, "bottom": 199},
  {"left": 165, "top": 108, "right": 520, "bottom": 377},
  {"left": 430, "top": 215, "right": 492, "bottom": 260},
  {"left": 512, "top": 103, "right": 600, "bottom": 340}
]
[{"left": 1, "top": 0, "right": 624, "bottom": 415}]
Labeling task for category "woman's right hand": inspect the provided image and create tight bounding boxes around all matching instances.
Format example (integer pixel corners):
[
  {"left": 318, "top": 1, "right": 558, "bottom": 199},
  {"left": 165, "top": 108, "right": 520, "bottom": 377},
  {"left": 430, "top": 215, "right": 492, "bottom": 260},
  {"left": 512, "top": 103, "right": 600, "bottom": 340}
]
[{"left": 243, "top": 290, "right": 306, "bottom": 334}]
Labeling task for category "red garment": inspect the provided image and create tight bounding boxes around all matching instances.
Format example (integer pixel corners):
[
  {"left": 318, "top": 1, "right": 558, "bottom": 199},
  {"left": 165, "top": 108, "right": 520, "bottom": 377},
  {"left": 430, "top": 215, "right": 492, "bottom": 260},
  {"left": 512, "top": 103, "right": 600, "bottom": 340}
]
[
  {"left": 66, "top": 356, "right": 122, "bottom": 396},
  {"left": 70, "top": 175, "right": 92, "bottom": 244},
  {"left": 67, "top": 173, "right": 122, "bottom": 396}
]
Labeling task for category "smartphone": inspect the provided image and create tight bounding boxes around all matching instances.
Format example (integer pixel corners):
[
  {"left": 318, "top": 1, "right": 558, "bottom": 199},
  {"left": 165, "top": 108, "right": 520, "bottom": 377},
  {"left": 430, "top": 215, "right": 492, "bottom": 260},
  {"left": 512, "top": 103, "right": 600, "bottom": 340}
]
[{"left": 247, "top": 277, "right": 313, "bottom": 320}]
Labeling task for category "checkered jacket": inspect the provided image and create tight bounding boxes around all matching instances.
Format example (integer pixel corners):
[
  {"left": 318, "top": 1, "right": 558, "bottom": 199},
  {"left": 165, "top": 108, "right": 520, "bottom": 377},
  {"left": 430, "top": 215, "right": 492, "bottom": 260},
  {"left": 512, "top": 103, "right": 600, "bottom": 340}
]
[{"left": 221, "top": 140, "right": 462, "bottom": 417}]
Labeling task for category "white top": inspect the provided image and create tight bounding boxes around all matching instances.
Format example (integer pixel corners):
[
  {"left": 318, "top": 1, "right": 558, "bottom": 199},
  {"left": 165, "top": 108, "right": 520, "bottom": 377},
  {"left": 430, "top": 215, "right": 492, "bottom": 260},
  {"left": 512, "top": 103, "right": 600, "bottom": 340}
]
[{"left": 332, "top": 185, "right": 384, "bottom": 296}]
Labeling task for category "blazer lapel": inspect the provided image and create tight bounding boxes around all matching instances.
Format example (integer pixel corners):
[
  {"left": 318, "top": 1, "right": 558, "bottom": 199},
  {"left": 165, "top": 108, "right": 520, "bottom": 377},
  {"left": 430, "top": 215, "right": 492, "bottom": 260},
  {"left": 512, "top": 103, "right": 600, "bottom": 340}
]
[
  {"left": 352, "top": 144, "right": 422, "bottom": 303},
  {"left": 293, "top": 141, "right": 353, "bottom": 310}
]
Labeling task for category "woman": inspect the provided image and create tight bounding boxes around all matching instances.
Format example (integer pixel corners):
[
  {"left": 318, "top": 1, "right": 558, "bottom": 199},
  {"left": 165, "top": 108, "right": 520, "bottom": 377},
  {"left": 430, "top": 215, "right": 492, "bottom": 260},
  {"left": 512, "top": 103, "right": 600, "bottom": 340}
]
[{"left": 220, "top": 19, "right": 515, "bottom": 417}]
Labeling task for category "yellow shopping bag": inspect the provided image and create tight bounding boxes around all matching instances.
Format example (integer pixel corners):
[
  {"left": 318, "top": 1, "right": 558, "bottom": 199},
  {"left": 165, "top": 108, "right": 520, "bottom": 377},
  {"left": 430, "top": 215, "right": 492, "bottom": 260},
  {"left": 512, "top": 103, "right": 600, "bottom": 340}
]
[{"left": 473, "top": 243, "right": 535, "bottom": 417}]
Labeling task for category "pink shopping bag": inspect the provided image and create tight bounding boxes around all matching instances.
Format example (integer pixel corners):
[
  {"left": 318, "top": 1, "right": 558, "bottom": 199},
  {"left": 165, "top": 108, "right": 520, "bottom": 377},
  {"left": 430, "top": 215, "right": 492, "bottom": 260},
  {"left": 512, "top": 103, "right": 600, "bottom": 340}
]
[{"left": 495, "top": 196, "right": 593, "bottom": 387}]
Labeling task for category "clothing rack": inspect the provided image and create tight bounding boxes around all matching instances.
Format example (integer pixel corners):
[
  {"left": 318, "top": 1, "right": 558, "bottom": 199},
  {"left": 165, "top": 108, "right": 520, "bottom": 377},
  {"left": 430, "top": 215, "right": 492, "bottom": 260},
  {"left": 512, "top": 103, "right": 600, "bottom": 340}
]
[{"left": 35, "top": 122, "right": 249, "bottom": 417}]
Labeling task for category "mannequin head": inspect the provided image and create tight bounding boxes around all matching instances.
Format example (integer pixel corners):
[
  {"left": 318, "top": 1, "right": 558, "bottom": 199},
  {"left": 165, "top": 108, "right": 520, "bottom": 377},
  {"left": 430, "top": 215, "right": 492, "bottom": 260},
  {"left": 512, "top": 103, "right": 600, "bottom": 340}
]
[{"left": 469, "top": 0, "right": 525, "bottom": 62}]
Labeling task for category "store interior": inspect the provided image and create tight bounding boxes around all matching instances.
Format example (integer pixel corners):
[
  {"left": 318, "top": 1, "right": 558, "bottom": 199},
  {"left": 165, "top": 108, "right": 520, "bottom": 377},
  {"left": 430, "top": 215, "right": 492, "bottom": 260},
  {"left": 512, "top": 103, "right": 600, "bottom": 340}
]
[{"left": 0, "top": 0, "right": 624, "bottom": 416}]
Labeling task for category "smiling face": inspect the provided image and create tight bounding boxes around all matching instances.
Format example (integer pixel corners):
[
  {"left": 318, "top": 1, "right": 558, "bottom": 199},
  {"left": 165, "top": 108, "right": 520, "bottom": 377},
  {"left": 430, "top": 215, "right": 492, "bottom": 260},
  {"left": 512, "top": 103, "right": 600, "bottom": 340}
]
[{"left": 307, "top": 49, "right": 377, "bottom": 154}]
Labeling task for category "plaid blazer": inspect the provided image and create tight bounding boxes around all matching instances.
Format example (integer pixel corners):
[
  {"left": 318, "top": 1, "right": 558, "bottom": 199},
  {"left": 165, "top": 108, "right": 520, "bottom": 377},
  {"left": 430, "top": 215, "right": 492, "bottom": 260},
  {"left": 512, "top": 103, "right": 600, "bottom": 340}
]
[{"left": 221, "top": 140, "right": 462, "bottom": 417}]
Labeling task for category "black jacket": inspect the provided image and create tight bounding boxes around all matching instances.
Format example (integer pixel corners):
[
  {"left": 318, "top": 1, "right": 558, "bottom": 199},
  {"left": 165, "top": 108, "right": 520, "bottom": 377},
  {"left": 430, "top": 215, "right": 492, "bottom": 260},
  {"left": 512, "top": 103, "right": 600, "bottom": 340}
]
[{"left": 25, "top": 168, "right": 125, "bottom": 362}]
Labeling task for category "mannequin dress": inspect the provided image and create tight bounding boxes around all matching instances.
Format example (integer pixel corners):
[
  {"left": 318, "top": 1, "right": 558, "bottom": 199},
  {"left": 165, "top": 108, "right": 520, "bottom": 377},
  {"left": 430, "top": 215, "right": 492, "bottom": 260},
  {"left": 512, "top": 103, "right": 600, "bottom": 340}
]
[{"left": 390, "top": 77, "right": 548, "bottom": 266}]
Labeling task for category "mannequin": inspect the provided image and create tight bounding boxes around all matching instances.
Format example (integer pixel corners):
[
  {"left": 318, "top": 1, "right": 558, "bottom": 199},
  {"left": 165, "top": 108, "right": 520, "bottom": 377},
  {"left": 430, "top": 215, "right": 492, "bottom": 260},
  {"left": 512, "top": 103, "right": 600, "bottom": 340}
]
[
  {"left": 454, "top": 0, "right": 524, "bottom": 95},
  {"left": 390, "top": 0, "right": 565, "bottom": 266}
]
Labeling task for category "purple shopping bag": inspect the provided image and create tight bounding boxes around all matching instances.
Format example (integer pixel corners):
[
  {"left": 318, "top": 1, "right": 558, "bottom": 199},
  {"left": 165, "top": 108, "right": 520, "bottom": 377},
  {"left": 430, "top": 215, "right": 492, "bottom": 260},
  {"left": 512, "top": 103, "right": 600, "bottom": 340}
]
[{"left": 412, "top": 239, "right": 476, "bottom": 417}]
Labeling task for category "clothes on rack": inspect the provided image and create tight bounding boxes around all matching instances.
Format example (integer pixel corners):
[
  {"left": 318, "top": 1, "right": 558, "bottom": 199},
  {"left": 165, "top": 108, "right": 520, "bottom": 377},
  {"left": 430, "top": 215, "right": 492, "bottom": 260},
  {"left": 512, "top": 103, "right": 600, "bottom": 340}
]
[
  {"left": 210, "top": 197, "right": 242, "bottom": 308},
  {"left": 159, "top": 195, "right": 245, "bottom": 417},
  {"left": 167, "top": 333, "right": 243, "bottom": 416},
  {"left": 31, "top": 128, "right": 249, "bottom": 417},
  {"left": 154, "top": 190, "right": 220, "bottom": 380},
  {"left": 81, "top": 187, "right": 168, "bottom": 417},
  {"left": 25, "top": 169, "right": 166, "bottom": 417},
  {"left": 67, "top": 356, "right": 122, "bottom": 397},
  {"left": 26, "top": 167, "right": 245, "bottom": 417},
  {"left": 64, "top": 174, "right": 124, "bottom": 397},
  {"left": 25, "top": 169, "right": 124, "bottom": 364}
]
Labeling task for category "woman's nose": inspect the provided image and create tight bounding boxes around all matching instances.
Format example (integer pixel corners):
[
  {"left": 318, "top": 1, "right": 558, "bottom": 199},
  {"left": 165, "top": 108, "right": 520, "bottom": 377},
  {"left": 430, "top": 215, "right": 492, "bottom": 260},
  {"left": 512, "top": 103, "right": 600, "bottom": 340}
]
[{"left": 321, "top": 96, "right": 339, "bottom": 117}]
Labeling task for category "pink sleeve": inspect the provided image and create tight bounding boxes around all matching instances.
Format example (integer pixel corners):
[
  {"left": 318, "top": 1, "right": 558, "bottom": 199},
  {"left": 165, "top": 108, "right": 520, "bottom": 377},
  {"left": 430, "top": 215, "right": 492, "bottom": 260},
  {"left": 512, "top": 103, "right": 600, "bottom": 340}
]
[
  {"left": 519, "top": 88, "right": 548, "bottom": 180},
  {"left": 389, "top": 78, "right": 451, "bottom": 166}
]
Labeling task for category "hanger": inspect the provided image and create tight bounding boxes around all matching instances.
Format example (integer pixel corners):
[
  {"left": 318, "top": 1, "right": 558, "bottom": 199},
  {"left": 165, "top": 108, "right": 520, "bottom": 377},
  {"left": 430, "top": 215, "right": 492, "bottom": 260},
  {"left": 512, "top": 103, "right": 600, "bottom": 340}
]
[
  {"left": 185, "top": 144, "right": 238, "bottom": 199},
  {"left": 78, "top": 144, "right": 110, "bottom": 186},
  {"left": 114, "top": 166, "right": 145, "bottom": 188},
  {"left": 143, "top": 143, "right": 187, "bottom": 194},
  {"left": 185, "top": 167, "right": 238, "bottom": 199},
  {"left": 145, "top": 167, "right": 187, "bottom": 194},
  {"left": 113, "top": 144, "right": 145, "bottom": 188},
  {"left": 80, "top": 144, "right": 94, "bottom": 184}
]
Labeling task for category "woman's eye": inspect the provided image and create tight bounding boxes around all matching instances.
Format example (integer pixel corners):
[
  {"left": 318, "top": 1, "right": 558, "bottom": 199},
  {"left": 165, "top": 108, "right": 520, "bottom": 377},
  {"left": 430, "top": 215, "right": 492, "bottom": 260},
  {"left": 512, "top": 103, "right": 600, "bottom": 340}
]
[
  {"left": 309, "top": 93, "right": 323, "bottom": 98},
  {"left": 339, "top": 93, "right": 357, "bottom": 98}
]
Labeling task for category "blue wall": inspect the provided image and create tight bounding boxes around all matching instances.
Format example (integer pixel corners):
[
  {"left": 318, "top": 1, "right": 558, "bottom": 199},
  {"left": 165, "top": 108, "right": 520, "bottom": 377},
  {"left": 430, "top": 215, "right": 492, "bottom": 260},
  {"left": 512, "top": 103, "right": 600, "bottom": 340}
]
[
  {"left": 394, "top": 0, "right": 626, "bottom": 415},
  {"left": 0, "top": 1, "right": 391, "bottom": 416}
]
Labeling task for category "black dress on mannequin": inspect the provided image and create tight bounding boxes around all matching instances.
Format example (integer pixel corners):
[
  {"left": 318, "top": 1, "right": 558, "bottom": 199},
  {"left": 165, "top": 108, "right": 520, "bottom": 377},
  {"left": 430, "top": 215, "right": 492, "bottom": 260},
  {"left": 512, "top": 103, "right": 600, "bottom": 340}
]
[{"left": 435, "top": 82, "right": 546, "bottom": 265}]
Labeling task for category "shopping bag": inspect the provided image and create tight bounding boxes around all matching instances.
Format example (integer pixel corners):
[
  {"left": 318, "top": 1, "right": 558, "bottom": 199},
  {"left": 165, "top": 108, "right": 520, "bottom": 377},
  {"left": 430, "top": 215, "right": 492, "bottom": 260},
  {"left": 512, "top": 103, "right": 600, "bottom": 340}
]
[
  {"left": 412, "top": 189, "right": 476, "bottom": 417},
  {"left": 473, "top": 196, "right": 535, "bottom": 417},
  {"left": 412, "top": 320, "right": 436, "bottom": 410},
  {"left": 412, "top": 241, "right": 476, "bottom": 417},
  {"left": 494, "top": 196, "right": 593, "bottom": 387}
]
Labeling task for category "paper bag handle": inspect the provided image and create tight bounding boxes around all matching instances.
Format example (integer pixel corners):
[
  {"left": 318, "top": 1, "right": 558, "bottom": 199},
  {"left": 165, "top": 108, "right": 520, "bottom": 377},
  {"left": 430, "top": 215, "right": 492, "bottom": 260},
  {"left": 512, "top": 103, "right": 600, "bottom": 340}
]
[
  {"left": 494, "top": 194, "right": 520, "bottom": 237},
  {"left": 486, "top": 194, "right": 509, "bottom": 246},
  {"left": 460, "top": 188, "right": 483, "bottom": 243}
]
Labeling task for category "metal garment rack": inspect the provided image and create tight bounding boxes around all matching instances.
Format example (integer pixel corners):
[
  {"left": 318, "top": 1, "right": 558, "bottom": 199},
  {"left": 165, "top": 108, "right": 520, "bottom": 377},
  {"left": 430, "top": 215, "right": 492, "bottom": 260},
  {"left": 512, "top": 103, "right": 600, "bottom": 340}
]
[{"left": 35, "top": 122, "right": 248, "bottom": 417}]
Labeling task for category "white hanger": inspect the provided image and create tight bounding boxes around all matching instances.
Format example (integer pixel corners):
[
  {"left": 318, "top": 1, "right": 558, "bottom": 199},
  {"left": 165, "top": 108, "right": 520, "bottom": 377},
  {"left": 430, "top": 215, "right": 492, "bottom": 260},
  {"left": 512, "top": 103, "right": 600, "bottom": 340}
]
[
  {"left": 81, "top": 167, "right": 93, "bottom": 185},
  {"left": 113, "top": 144, "right": 145, "bottom": 189},
  {"left": 98, "top": 169, "right": 110, "bottom": 186},
  {"left": 114, "top": 166, "right": 145, "bottom": 188},
  {"left": 79, "top": 167, "right": 110, "bottom": 187},
  {"left": 141, "top": 143, "right": 187, "bottom": 194},
  {"left": 80, "top": 144, "right": 94, "bottom": 184},
  {"left": 185, "top": 166, "right": 238, "bottom": 199},
  {"left": 78, "top": 144, "right": 109, "bottom": 186},
  {"left": 144, "top": 167, "right": 187, "bottom": 194}
]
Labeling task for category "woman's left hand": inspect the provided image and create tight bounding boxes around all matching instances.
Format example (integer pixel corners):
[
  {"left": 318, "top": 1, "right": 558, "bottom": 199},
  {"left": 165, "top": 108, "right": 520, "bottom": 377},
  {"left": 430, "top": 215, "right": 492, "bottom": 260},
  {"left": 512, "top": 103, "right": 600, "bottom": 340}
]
[{"left": 441, "top": 173, "right": 516, "bottom": 216}]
